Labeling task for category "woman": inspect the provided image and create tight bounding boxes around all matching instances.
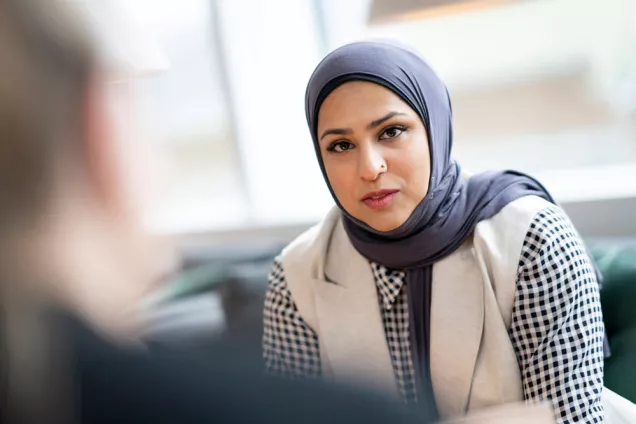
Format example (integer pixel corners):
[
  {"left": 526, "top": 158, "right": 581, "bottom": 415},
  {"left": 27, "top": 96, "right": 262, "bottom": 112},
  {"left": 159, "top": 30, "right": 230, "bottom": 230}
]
[{"left": 262, "top": 41, "right": 629, "bottom": 423}]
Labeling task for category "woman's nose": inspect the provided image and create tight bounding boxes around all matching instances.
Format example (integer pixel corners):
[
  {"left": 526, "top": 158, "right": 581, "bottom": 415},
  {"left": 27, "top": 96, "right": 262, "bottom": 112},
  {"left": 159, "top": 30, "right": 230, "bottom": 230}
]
[{"left": 358, "top": 146, "right": 386, "bottom": 182}]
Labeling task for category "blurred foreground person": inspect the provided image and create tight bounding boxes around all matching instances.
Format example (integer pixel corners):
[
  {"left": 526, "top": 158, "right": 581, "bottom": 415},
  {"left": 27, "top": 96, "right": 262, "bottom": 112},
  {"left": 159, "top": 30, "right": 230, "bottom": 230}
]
[{"left": 0, "top": 1, "right": 438, "bottom": 423}]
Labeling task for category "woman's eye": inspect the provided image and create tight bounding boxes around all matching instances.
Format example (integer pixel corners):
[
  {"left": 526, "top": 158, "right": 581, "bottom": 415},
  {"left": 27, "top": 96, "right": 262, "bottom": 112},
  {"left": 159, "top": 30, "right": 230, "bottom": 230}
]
[
  {"left": 327, "top": 141, "right": 355, "bottom": 153},
  {"left": 379, "top": 126, "right": 405, "bottom": 140}
]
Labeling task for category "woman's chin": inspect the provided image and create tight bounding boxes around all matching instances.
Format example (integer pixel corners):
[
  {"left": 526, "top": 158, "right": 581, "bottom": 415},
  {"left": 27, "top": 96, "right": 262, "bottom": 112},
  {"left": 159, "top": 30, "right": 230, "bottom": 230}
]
[
  {"left": 346, "top": 203, "right": 411, "bottom": 233},
  {"left": 358, "top": 214, "right": 407, "bottom": 233}
]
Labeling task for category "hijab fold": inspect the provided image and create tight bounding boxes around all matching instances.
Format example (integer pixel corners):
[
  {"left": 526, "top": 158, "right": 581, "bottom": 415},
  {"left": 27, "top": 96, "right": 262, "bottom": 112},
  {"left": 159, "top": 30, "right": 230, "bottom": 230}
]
[{"left": 304, "top": 41, "right": 608, "bottom": 409}]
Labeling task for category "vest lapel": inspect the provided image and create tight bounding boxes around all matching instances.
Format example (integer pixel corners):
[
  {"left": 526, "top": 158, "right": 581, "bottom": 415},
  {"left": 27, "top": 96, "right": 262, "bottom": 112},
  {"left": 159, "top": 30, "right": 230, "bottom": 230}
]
[
  {"left": 313, "top": 218, "right": 399, "bottom": 398},
  {"left": 430, "top": 241, "right": 485, "bottom": 419}
]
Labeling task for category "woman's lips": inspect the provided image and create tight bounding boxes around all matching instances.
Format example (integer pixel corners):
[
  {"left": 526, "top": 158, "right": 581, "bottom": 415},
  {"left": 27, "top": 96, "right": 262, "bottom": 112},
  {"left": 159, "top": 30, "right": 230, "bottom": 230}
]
[{"left": 362, "top": 189, "right": 400, "bottom": 210}]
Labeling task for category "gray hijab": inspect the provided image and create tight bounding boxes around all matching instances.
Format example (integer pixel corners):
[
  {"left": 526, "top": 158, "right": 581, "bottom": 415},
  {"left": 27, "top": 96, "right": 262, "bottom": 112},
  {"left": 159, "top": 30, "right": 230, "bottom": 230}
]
[{"left": 304, "top": 41, "right": 606, "bottom": 407}]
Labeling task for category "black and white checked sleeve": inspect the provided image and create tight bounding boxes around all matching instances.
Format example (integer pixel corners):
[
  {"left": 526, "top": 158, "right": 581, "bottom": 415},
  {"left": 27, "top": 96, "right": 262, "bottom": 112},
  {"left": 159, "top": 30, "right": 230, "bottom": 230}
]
[
  {"left": 262, "top": 257, "right": 321, "bottom": 379},
  {"left": 510, "top": 206, "right": 605, "bottom": 423}
]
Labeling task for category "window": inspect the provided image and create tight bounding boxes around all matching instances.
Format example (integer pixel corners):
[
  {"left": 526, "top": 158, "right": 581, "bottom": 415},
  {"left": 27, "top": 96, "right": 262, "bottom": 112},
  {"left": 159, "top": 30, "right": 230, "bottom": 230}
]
[
  {"left": 119, "top": 0, "right": 248, "bottom": 233},
  {"left": 119, "top": 0, "right": 332, "bottom": 233}
]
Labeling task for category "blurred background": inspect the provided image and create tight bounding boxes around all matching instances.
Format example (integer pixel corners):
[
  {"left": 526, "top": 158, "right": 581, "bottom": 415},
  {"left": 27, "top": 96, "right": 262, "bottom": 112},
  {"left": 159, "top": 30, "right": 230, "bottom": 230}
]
[{"left": 88, "top": 0, "right": 636, "bottom": 354}]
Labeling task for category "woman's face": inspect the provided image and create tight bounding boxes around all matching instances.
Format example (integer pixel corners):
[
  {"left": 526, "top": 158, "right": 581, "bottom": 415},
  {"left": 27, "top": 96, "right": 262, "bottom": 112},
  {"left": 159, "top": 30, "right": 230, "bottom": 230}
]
[{"left": 317, "top": 81, "right": 431, "bottom": 232}]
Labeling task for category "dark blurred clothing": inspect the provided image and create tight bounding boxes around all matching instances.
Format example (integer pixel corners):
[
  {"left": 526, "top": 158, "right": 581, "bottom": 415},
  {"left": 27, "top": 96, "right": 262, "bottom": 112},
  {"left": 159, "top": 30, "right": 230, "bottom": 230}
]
[{"left": 63, "top": 313, "right": 428, "bottom": 424}]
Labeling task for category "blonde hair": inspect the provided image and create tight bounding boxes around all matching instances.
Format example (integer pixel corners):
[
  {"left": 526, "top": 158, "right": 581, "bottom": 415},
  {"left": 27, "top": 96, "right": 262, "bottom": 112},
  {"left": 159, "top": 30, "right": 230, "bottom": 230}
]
[
  {"left": 0, "top": 1, "right": 97, "bottom": 422},
  {"left": 0, "top": 0, "right": 94, "bottom": 234}
]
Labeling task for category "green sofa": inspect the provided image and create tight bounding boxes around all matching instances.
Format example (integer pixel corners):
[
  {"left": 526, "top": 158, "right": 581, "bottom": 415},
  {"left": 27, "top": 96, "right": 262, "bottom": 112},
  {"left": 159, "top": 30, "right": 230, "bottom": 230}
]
[{"left": 592, "top": 242, "right": 636, "bottom": 403}]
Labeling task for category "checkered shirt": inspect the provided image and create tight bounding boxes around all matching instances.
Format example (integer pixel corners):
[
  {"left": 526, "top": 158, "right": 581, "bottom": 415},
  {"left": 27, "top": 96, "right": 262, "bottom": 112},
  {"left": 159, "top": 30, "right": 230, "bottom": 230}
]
[{"left": 262, "top": 206, "right": 605, "bottom": 423}]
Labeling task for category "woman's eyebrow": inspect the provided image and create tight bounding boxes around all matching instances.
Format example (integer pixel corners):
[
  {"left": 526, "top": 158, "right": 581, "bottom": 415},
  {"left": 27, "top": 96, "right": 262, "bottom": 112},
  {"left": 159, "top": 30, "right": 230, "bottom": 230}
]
[
  {"left": 320, "top": 127, "right": 352, "bottom": 140},
  {"left": 367, "top": 111, "right": 406, "bottom": 130}
]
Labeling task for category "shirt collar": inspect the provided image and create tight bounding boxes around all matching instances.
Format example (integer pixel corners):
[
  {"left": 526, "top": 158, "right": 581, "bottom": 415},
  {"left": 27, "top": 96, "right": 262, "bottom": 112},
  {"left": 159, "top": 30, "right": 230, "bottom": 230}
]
[{"left": 370, "top": 262, "right": 406, "bottom": 310}]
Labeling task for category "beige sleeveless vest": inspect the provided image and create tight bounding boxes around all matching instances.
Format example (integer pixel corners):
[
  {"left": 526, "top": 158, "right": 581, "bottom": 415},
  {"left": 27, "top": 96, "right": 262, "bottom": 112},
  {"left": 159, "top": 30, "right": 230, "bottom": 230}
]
[{"left": 280, "top": 196, "right": 553, "bottom": 417}]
